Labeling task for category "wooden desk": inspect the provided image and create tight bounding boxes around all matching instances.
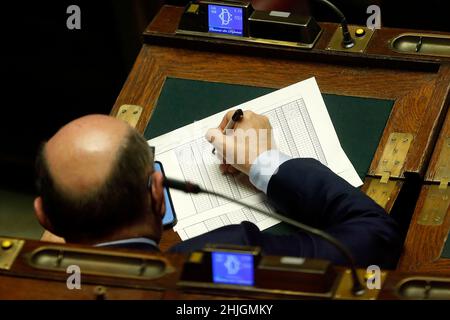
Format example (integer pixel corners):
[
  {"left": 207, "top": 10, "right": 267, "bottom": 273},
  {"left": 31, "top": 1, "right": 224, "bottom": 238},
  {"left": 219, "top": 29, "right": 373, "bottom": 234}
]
[
  {"left": 398, "top": 99, "right": 450, "bottom": 274},
  {"left": 1, "top": 237, "right": 450, "bottom": 300},
  {"left": 110, "top": 6, "right": 450, "bottom": 251}
]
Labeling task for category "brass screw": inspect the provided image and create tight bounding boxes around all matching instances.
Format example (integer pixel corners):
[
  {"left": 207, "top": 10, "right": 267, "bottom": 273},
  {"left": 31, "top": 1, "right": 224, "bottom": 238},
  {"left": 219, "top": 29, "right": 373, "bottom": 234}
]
[{"left": 94, "top": 286, "right": 107, "bottom": 300}]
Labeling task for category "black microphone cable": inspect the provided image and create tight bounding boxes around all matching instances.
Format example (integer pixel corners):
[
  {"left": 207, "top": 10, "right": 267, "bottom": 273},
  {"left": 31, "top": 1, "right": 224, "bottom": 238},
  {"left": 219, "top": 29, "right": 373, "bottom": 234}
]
[
  {"left": 163, "top": 177, "right": 366, "bottom": 296},
  {"left": 314, "top": 0, "right": 355, "bottom": 48}
]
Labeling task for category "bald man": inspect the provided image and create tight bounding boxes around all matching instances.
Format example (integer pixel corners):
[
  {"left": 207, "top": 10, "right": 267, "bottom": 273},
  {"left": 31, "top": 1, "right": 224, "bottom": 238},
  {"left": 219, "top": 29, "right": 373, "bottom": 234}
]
[
  {"left": 35, "top": 113, "right": 401, "bottom": 267},
  {"left": 35, "top": 115, "right": 166, "bottom": 246}
]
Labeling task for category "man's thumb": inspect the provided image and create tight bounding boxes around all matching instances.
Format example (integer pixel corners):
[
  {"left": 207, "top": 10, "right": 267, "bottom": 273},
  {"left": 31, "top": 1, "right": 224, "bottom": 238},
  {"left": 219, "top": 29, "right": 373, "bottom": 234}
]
[
  {"left": 206, "top": 128, "right": 223, "bottom": 145},
  {"left": 205, "top": 128, "right": 233, "bottom": 161}
]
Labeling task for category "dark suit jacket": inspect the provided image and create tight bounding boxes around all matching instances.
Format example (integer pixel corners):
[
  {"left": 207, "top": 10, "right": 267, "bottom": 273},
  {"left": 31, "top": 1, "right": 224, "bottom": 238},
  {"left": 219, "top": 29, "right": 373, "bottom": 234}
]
[
  {"left": 168, "top": 158, "right": 402, "bottom": 268},
  {"left": 105, "top": 158, "right": 401, "bottom": 268}
]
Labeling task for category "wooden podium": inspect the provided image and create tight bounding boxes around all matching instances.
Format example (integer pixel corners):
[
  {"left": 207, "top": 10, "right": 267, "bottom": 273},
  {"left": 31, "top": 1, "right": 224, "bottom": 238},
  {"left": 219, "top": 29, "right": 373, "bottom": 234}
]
[
  {"left": 3, "top": 5, "right": 450, "bottom": 300},
  {"left": 111, "top": 6, "right": 450, "bottom": 251},
  {"left": 399, "top": 98, "right": 450, "bottom": 274}
]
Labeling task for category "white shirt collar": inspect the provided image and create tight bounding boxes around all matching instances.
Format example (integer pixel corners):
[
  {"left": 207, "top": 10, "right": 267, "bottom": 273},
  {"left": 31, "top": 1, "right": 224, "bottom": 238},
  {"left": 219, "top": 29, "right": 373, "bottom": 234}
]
[{"left": 94, "top": 237, "right": 158, "bottom": 249}]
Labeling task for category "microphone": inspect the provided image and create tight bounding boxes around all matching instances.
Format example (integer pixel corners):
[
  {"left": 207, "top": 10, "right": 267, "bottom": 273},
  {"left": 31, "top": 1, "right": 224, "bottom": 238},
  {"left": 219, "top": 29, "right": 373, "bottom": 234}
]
[
  {"left": 163, "top": 176, "right": 366, "bottom": 296},
  {"left": 314, "top": 0, "right": 355, "bottom": 48},
  {"left": 163, "top": 178, "right": 202, "bottom": 194}
]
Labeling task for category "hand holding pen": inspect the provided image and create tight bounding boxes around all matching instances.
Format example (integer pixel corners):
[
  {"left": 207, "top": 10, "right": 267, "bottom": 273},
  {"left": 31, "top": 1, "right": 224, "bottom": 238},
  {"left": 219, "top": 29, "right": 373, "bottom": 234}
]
[
  {"left": 206, "top": 109, "right": 274, "bottom": 176},
  {"left": 212, "top": 109, "right": 244, "bottom": 155}
]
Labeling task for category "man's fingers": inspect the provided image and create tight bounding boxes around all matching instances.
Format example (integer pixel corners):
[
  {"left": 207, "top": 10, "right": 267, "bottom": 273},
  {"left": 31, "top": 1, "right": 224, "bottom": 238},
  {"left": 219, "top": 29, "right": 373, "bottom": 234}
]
[
  {"left": 219, "top": 163, "right": 228, "bottom": 174},
  {"left": 206, "top": 128, "right": 226, "bottom": 158},
  {"left": 205, "top": 128, "right": 221, "bottom": 143},
  {"left": 227, "top": 165, "right": 239, "bottom": 174},
  {"left": 219, "top": 109, "right": 238, "bottom": 130},
  {"left": 206, "top": 128, "right": 238, "bottom": 165},
  {"left": 220, "top": 163, "right": 240, "bottom": 175}
]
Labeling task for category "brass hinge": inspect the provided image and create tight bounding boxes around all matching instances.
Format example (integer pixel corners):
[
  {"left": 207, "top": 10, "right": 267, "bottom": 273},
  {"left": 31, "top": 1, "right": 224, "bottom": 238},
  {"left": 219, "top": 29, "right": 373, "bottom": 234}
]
[
  {"left": 366, "top": 178, "right": 398, "bottom": 210},
  {"left": 418, "top": 185, "right": 450, "bottom": 226},
  {"left": 418, "top": 137, "right": 450, "bottom": 226},
  {"left": 116, "top": 105, "right": 143, "bottom": 128},
  {"left": 366, "top": 133, "right": 413, "bottom": 209},
  {"left": 374, "top": 132, "right": 414, "bottom": 183},
  {"left": 432, "top": 137, "right": 450, "bottom": 190}
]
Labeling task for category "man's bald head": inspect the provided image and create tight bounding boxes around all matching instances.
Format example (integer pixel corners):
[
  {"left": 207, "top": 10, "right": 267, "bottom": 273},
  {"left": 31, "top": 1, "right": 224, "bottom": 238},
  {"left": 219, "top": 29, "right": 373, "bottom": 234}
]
[
  {"left": 36, "top": 115, "right": 155, "bottom": 241},
  {"left": 45, "top": 114, "right": 130, "bottom": 196}
]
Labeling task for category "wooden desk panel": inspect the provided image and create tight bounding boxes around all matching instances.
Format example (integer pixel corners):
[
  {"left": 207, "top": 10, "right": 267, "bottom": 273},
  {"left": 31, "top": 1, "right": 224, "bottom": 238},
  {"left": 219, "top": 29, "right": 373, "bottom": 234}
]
[
  {"left": 1, "top": 237, "right": 450, "bottom": 300},
  {"left": 113, "top": 6, "right": 450, "bottom": 178},
  {"left": 0, "top": 275, "right": 163, "bottom": 300},
  {"left": 111, "top": 6, "right": 450, "bottom": 251},
  {"left": 399, "top": 100, "right": 450, "bottom": 274},
  {"left": 112, "top": 44, "right": 449, "bottom": 181}
]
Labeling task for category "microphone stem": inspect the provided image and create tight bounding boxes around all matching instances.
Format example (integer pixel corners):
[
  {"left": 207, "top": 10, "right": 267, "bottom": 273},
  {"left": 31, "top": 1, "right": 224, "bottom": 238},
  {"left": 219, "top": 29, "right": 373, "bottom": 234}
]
[{"left": 314, "top": 0, "right": 355, "bottom": 48}]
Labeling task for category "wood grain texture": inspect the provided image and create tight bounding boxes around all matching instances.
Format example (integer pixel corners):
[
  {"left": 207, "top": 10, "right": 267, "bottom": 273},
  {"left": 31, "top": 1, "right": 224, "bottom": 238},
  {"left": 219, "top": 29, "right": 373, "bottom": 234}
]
[
  {"left": 159, "top": 229, "right": 181, "bottom": 251},
  {"left": 0, "top": 275, "right": 162, "bottom": 300},
  {"left": 404, "top": 64, "right": 450, "bottom": 176},
  {"left": 1, "top": 238, "right": 450, "bottom": 300},
  {"left": 377, "top": 270, "right": 450, "bottom": 299},
  {"left": 146, "top": 6, "right": 449, "bottom": 66},
  {"left": 2, "top": 240, "right": 186, "bottom": 293},
  {"left": 368, "top": 65, "right": 450, "bottom": 177},
  {"left": 398, "top": 185, "right": 450, "bottom": 273},
  {"left": 425, "top": 82, "right": 450, "bottom": 182},
  {"left": 0, "top": 238, "right": 334, "bottom": 300},
  {"left": 398, "top": 67, "right": 450, "bottom": 273},
  {"left": 110, "top": 7, "right": 450, "bottom": 255},
  {"left": 112, "top": 44, "right": 442, "bottom": 179},
  {"left": 368, "top": 26, "right": 450, "bottom": 61}
]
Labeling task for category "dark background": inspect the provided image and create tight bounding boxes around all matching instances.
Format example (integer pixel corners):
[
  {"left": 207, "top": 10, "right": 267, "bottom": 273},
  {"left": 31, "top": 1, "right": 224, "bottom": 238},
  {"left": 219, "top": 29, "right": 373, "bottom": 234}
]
[
  {"left": 1, "top": 0, "right": 449, "bottom": 195},
  {"left": 0, "top": 1, "right": 163, "bottom": 193}
]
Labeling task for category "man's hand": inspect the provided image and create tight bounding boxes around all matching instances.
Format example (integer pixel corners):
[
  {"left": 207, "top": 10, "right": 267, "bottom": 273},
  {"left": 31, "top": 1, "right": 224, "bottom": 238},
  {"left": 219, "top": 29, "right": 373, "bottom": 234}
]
[{"left": 206, "top": 110, "right": 274, "bottom": 175}]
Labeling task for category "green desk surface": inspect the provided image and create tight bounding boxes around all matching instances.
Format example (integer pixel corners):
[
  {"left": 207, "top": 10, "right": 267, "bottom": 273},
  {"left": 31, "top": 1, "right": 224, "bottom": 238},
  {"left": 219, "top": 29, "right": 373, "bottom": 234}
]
[
  {"left": 145, "top": 77, "right": 394, "bottom": 235},
  {"left": 443, "top": 234, "right": 450, "bottom": 259}
]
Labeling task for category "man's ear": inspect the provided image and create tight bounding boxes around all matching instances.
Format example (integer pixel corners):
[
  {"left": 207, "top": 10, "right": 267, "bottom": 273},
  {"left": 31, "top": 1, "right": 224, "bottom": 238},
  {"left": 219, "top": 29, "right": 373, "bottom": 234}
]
[
  {"left": 34, "top": 197, "right": 54, "bottom": 232},
  {"left": 150, "top": 171, "right": 166, "bottom": 219}
]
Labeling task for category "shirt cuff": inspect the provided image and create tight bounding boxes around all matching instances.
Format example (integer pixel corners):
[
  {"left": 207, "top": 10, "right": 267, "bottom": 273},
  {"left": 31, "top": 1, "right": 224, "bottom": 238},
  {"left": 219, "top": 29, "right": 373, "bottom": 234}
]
[{"left": 249, "top": 149, "right": 291, "bottom": 194}]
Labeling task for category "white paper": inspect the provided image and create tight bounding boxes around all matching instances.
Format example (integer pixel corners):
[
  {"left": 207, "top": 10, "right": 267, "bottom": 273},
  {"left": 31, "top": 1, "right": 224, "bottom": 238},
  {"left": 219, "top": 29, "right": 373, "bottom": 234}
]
[{"left": 148, "top": 77, "right": 363, "bottom": 240}]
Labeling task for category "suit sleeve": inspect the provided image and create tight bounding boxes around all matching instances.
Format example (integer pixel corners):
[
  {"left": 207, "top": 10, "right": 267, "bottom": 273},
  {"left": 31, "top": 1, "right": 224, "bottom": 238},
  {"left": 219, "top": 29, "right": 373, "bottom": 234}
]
[{"left": 261, "top": 158, "right": 402, "bottom": 268}]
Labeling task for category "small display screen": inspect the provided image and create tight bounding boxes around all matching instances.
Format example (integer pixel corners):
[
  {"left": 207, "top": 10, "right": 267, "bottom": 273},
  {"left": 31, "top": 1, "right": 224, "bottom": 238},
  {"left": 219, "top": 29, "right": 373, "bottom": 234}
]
[
  {"left": 212, "top": 252, "right": 254, "bottom": 286},
  {"left": 208, "top": 4, "right": 243, "bottom": 36}
]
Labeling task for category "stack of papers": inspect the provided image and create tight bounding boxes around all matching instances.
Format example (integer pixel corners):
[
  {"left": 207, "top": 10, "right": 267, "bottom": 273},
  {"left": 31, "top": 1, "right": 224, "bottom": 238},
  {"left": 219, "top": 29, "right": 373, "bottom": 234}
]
[{"left": 148, "top": 77, "right": 362, "bottom": 240}]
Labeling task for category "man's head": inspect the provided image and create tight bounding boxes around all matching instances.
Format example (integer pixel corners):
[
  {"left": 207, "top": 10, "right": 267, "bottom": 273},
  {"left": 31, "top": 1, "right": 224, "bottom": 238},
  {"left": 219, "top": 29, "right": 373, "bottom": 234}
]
[{"left": 34, "top": 115, "right": 165, "bottom": 244}]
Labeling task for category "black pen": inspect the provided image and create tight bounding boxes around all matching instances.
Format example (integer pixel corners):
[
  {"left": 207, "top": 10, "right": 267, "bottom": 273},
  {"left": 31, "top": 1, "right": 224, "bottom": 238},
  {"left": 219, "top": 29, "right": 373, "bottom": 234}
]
[{"left": 212, "top": 109, "right": 244, "bottom": 154}]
